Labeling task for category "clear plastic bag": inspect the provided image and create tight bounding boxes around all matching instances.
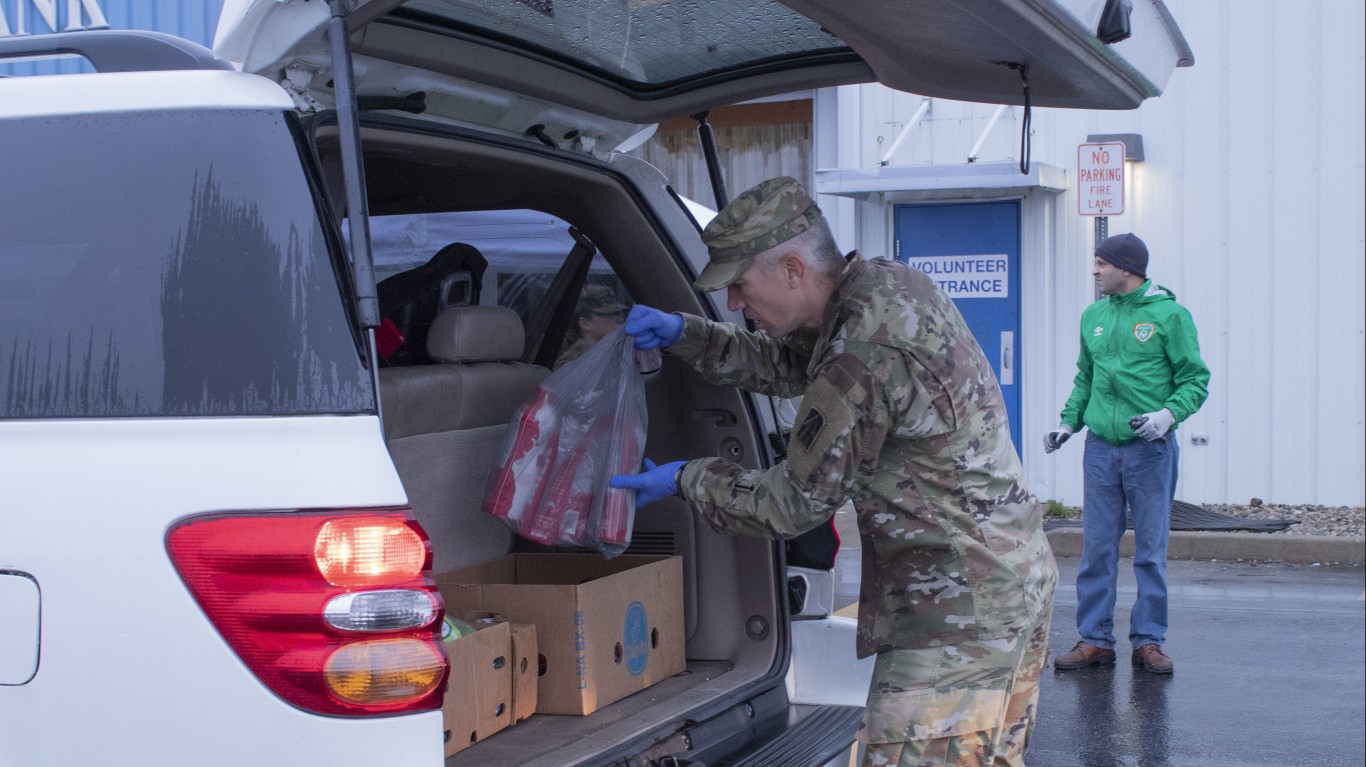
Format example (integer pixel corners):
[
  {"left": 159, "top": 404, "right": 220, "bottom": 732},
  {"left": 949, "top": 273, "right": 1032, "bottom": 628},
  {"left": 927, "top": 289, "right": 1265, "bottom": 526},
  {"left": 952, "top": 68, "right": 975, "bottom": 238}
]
[{"left": 483, "top": 328, "right": 655, "bottom": 557}]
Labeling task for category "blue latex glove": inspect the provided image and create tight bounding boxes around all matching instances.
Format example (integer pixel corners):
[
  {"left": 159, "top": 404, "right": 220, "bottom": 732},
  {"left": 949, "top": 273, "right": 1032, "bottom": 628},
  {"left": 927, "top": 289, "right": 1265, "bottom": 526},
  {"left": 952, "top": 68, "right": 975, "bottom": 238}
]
[
  {"left": 611, "top": 458, "right": 687, "bottom": 508},
  {"left": 624, "top": 305, "right": 683, "bottom": 350}
]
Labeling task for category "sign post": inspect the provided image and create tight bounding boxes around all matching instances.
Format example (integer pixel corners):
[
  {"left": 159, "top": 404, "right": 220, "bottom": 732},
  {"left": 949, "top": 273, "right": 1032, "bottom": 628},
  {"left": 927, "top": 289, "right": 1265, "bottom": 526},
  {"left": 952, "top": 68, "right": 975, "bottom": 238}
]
[{"left": 1079, "top": 141, "right": 1126, "bottom": 297}]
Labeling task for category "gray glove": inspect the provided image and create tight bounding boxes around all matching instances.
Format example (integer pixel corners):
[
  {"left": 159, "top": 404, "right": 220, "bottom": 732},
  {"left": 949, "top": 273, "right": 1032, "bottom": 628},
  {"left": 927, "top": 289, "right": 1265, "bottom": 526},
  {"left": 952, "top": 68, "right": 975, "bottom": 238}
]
[
  {"left": 1131, "top": 408, "right": 1175, "bottom": 441},
  {"left": 1043, "top": 425, "right": 1073, "bottom": 453}
]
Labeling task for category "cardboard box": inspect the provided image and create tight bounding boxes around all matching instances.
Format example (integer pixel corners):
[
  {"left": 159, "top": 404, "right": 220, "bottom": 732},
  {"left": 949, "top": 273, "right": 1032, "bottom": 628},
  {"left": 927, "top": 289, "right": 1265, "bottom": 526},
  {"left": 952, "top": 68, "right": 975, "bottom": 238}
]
[
  {"left": 437, "top": 617, "right": 538, "bottom": 756},
  {"left": 438, "top": 554, "right": 685, "bottom": 715},
  {"left": 439, "top": 620, "right": 512, "bottom": 757}
]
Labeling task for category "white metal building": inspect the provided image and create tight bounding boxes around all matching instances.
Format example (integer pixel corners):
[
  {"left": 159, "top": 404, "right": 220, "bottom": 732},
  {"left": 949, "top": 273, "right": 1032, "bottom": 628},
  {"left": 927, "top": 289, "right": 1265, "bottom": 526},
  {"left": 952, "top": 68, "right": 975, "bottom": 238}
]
[
  {"left": 13, "top": 0, "right": 1360, "bottom": 507},
  {"left": 810, "top": 0, "right": 1365, "bottom": 507}
]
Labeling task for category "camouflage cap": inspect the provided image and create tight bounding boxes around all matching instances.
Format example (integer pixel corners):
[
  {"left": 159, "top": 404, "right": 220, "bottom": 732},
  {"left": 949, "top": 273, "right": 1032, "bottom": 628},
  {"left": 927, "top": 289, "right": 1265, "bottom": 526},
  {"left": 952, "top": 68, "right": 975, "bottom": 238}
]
[
  {"left": 696, "top": 176, "right": 825, "bottom": 291},
  {"left": 575, "top": 284, "right": 629, "bottom": 317}
]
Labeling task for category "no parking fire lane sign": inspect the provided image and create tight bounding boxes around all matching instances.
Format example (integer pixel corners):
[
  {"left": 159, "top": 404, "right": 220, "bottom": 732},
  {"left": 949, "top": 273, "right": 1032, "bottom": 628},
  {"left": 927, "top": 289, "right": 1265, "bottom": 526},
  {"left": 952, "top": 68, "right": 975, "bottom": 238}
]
[{"left": 1078, "top": 142, "right": 1125, "bottom": 215}]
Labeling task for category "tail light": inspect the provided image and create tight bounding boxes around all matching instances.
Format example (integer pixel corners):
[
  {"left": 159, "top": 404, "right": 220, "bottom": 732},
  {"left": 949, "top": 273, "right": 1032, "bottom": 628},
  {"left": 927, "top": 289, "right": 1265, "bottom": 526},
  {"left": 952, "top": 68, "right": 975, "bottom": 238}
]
[{"left": 166, "top": 508, "right": 448, "bottom": 716}]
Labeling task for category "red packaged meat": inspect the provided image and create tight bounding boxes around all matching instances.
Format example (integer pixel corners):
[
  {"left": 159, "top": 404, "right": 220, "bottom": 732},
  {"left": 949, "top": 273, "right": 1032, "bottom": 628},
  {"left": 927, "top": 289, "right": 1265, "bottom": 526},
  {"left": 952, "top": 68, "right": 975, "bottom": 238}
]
[{"left": 483, "top": 328, "right": 650, "bottom": 557}]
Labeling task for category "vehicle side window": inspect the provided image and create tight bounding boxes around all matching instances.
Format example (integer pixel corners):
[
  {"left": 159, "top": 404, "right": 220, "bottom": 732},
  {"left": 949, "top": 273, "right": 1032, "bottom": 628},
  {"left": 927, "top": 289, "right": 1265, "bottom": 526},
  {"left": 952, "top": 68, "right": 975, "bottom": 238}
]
[
  {"left": 0, "top": 110, "right": 372, "bottom": 419},
  {"left": 369, "top": 210, "right": 629, "bottom": 367}
]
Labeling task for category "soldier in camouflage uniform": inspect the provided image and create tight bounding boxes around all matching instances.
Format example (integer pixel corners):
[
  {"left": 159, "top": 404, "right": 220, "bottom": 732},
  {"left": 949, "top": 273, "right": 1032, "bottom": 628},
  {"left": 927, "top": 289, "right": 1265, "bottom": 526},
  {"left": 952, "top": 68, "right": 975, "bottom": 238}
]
[
  {"left": 612, "top": 177, "right": 1057, "bottom": 766},
  {"left": 553, "top": 284, "right": 630, "bottom": 370}
]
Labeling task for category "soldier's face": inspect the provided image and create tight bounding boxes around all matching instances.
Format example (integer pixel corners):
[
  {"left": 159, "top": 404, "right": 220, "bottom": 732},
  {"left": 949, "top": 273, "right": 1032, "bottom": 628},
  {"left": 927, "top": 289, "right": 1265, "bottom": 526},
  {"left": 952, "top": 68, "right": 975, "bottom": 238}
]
[
  {"left": 727, "top": 259, "right": 802, "bottom": 337},
  {"left": 579, "top": 309, "right": 626, "bottom": 342},
  {"left": 1093, "top": 257, "right": 1130, "bottom": 296}
]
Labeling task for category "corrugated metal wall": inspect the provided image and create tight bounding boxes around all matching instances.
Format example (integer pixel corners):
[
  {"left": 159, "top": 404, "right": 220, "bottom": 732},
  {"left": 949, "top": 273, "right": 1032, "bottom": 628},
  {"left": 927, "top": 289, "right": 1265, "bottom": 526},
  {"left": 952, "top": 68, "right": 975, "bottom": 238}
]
[
  {"left": 103, "top": 0, "right": 225, "bottom": 45},
  {"left": 815, "top": 0, "right": 1366, "bottom": 506},
  {"left": 630, "top": 120, "right": 813, "bottom": 214},
  {"left": 0, "top": 0, "right": 224, "bottom": 74}
]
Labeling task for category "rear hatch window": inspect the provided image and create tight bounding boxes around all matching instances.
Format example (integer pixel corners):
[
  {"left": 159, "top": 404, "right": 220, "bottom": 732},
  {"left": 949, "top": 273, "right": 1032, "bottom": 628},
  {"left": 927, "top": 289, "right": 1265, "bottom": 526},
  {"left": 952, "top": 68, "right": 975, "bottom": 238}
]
[
  {"left": 389, "top": 0, "right": 849, "bottom": 90},
  {"left": 0, "top": 110, "right": 372, "bottom": 418}
]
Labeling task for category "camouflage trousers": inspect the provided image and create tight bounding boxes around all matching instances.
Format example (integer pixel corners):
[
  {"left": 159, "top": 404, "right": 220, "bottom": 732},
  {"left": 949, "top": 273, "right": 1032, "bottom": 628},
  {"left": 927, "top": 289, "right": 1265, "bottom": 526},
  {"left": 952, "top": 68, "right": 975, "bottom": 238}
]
[{"left": 857, "top": 608, "right": 1053, "bottom": 767}]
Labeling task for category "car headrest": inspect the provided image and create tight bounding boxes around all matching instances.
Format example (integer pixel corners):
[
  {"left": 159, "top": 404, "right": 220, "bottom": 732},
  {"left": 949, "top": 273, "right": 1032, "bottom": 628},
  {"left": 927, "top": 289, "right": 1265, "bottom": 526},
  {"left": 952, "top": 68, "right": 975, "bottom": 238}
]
[{"left": 426, "top": 306, "right": 525, "bottom": 363}]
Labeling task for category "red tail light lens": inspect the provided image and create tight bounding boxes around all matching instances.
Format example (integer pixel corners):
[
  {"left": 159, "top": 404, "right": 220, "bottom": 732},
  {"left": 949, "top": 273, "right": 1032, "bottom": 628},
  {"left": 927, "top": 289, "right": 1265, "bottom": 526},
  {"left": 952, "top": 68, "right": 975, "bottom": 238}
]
[
  {"left": 166, "top": 508, "right": 447, "bottom": 716},
  {"left": 315, "top": 516, "right": 426, "bottom": 587}
]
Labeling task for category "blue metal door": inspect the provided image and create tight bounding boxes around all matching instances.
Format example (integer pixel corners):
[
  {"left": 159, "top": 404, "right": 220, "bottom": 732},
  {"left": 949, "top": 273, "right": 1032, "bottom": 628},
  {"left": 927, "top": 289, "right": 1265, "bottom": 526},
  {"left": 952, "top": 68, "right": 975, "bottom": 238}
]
[{"left": 894, "top": 201, "right": 1022, "bottom": 451}]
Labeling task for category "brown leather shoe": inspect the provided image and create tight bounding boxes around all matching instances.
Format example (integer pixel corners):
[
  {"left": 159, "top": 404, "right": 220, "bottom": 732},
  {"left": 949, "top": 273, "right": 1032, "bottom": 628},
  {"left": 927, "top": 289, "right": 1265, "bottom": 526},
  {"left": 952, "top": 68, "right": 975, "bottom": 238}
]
[
  {"left": 1053, "top": 641, "right": 1116, "bottom": 670},
  {"left": 1132, "top": 643, "right": 1174, "bottom": 674}
]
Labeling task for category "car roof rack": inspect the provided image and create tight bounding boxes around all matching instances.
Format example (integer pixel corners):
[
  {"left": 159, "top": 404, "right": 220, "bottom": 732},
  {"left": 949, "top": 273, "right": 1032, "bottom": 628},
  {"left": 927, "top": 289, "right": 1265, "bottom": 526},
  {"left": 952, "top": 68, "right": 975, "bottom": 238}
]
[{"left": 0, "top": 29, "right": 232, "bottom": 73}]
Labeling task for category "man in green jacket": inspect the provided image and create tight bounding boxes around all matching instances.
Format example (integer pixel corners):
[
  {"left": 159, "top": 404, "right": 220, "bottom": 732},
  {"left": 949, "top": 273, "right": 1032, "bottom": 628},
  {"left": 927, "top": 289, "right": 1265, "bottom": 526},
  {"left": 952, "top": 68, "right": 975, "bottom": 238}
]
[
  {"left": 613, "top": 177, "right": 1056, "bottom": 765},
  {"left": 1044, "top": 233, "right": 1210, "bottom": 674}
]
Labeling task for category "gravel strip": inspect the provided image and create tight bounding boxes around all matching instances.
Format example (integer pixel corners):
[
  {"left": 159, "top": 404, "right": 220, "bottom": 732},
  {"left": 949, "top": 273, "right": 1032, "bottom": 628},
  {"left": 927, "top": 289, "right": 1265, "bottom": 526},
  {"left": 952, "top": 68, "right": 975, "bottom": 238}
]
[
  {"left": 1046, "top": 503, "right": 1364, "bottom": 537},
  {"left": 1200, "top": 503, "right": 1364, "bottom": 538}
]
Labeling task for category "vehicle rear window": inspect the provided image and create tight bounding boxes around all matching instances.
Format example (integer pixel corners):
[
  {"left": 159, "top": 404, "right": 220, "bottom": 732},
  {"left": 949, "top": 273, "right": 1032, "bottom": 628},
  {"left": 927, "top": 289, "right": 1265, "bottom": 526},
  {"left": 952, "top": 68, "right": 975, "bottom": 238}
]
[
  {"left": 0, "top": 110, "right": 373, "bottom": 418},
  {"left": 389, "top": 0, "right": 848, "bottom": 88}
]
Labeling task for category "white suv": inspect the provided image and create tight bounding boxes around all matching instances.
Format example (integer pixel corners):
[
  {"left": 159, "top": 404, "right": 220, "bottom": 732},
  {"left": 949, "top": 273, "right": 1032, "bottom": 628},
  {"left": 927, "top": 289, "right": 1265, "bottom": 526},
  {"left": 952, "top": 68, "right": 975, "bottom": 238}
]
[{"left": 0, "top": 2, "right": 1188, "bottom": 765}]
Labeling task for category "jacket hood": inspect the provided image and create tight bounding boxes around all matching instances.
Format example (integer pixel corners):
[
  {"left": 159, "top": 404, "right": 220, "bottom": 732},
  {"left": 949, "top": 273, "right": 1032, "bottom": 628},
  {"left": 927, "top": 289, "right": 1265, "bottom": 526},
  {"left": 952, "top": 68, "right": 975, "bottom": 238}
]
[{"left": 1116, "top": 279, "right": 1176, "bottom": 305}]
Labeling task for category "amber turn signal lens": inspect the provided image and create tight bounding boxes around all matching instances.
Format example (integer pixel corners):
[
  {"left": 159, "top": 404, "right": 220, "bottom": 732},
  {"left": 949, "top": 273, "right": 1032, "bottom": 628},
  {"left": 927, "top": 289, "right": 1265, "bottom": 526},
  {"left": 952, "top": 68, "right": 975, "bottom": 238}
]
[
  {"left": 314, "top": 517, "right": 426, "bottom": 587},
  {"left": 324, "top": 638, "right": 446, "bottom": 705}
]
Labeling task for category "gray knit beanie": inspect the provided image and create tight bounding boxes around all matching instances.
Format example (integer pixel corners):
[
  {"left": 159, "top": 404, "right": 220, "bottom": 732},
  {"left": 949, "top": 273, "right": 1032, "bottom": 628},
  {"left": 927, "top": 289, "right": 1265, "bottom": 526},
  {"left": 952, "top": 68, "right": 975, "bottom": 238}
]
[{"left": 1095, "top": 233, "right": 1149, "bottom": 278}]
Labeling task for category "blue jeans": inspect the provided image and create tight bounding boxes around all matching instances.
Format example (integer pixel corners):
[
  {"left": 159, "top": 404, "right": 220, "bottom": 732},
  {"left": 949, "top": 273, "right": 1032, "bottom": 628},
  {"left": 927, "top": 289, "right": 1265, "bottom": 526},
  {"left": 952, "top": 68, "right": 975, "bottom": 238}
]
[{"left": 1076, "top": 431, "right": 1179, "bottom": 649}]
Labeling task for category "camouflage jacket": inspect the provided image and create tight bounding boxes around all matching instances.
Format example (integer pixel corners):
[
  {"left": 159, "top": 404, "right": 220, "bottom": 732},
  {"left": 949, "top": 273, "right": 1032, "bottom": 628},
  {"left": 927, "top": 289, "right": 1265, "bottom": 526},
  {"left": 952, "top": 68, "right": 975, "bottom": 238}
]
[
  {"left": 669, "top": 255, "right": 1055, "bottom": 657},
  {"left": 553, "top": 336, "right": 593, "bottom": 370}
]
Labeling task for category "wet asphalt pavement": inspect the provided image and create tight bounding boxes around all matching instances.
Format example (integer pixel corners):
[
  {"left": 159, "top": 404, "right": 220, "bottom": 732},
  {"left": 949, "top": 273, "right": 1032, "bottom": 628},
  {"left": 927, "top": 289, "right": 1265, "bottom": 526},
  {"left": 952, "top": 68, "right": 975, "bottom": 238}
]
[
  {"left": 1033, "top": 557, "right": 1364, "bottom": 767},
  {"left": 831, "top": 551, "right": 1366, "bottom": 766}
]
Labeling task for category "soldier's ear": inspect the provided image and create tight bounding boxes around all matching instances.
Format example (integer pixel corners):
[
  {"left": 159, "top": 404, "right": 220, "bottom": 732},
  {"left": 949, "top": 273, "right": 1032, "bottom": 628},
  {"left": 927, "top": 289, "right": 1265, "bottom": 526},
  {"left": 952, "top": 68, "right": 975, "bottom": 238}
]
[{"left": 780, "top": 252, "right": 805, "bottom": 286}]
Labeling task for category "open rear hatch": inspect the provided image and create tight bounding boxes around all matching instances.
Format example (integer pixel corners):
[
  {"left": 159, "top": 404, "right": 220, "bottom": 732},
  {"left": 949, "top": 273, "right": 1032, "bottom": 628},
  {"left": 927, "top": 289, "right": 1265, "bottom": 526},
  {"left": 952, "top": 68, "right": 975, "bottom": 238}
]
[{"left": 218, "top": 0, "right": 1192, "bottom": 151}]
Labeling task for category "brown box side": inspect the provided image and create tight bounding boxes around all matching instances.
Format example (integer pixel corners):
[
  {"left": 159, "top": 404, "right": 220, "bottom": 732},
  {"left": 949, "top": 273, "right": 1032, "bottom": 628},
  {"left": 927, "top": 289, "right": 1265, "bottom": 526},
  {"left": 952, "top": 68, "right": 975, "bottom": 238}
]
[
  {"left": 439, "top": 555, "right": 685, "bottom": 715},
  {"left": 509, "top": 623, "right": 538, "bottom": 722},
  {"left": 573, "top": 556, "right": 685, "bottom": 713},
  {"left": 439, "top": 621, "right": 512, "bottom": 758},
  {"left": 511, "top": 553, "right": 668, "bottom": 584}
]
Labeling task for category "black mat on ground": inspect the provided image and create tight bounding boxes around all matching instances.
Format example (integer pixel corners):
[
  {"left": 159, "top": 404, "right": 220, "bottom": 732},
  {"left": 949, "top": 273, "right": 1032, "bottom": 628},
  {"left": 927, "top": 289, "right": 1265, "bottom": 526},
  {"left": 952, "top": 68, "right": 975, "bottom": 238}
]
[{"left": 1043, "top": 500, "right": 1297, "bottom": 533}]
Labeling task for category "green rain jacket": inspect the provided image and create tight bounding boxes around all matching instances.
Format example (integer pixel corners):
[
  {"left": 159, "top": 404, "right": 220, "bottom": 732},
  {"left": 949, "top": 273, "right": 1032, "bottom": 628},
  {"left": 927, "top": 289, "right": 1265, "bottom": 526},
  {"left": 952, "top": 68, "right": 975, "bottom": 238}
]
[{"left": 1060, "top": 280, "right": 1210, "bottom": 445}]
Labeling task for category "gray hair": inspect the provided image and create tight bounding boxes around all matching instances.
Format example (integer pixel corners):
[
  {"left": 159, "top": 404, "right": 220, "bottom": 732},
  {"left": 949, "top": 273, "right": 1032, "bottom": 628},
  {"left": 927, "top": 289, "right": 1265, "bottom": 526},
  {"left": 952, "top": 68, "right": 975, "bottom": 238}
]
[{"left": 753, "top": 218, "right": 844, "bottom": 284}]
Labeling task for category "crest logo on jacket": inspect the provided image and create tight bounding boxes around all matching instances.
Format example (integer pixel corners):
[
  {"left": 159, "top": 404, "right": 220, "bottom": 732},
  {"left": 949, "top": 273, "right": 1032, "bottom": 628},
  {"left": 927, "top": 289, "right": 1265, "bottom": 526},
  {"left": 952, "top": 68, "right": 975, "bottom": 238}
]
[{"left": 1133, "top": 323, "right": 1155, "bottom": 342}]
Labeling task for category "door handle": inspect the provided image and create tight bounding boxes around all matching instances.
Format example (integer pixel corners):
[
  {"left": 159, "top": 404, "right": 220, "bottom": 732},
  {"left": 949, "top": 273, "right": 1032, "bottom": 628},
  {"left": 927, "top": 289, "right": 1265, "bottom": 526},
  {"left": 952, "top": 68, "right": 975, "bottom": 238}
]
[
  {"left": 692, "top": 409, "right": 737, "bottom": 427},
  {"left": 999, "top": 331, "right": 1014, "bottom": 386}
]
